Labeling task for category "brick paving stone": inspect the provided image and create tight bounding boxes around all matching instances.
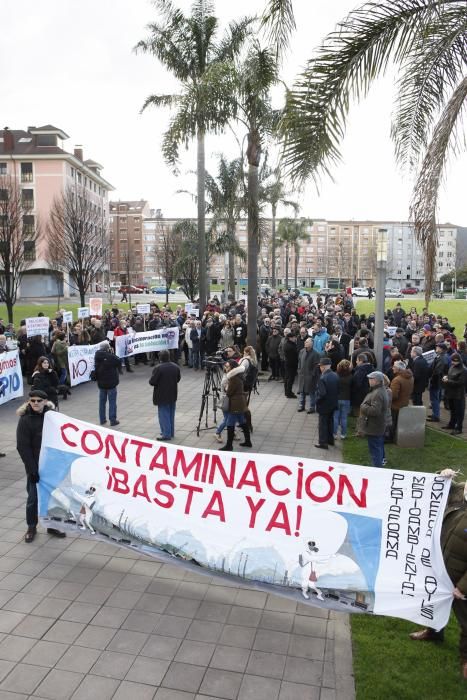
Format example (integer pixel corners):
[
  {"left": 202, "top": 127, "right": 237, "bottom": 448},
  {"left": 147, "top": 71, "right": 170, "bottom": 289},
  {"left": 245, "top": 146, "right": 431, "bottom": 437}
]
[{"left": 0, "top": 366, "right": 355, "bottom": 700}]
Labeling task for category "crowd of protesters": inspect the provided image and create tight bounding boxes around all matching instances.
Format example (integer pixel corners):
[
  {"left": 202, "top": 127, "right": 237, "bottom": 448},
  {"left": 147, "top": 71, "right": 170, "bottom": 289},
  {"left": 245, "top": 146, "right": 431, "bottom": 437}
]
[{"left": 1, "top": 287, "right": 467, "bottom": 459}]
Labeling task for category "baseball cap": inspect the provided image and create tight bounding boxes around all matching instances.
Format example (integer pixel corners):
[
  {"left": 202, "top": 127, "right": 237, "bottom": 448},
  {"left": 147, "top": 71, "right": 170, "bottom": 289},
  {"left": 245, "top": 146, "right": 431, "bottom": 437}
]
[{"left": 367, "top": 371, "right": 385, "bottom": 382}]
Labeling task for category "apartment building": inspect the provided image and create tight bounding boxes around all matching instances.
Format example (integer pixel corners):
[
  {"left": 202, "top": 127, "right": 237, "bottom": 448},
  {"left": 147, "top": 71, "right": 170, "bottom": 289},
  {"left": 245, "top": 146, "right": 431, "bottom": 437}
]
[
  {"left": 0, "top": 125, "right": 113, "bottom": 297},
  {"left": 109, "top": 200, "right": 151, "bottom": 284},
  {"left": 111, "top": 214, "right": 458, "bottom": 290}
]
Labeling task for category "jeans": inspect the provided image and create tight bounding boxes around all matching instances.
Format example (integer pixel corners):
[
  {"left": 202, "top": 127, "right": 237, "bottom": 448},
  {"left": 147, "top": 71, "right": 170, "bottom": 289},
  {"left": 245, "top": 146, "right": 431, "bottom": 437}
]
[
  {"left": 298, "top": 391, "right": 316, "bottom": 411},
  {"left": 158, "top": 403, "right": 176, "bottom": 438},
  {"left": 192, "top": 348, "right": 200, "bottom": 369},
  {"left": 333, "top": 399, "right": 351, "bottom": 437},
  {"left": 26, "top": 477, "right": 38, "bottom": 528},
  {"left": 367, "top": 435, "right": 385, "bottom": 467},
  {"left": 429, "top": 386, "right": 441, "bottom": 419},
  {"left": 99, "top": 387, "right": 117, "bottom": 424},
  {"left": 58, "top": 367, "right": 67, "bottom": 384},
  {"left": 216, "top": 411, "right": 227, "bottom": 436}
]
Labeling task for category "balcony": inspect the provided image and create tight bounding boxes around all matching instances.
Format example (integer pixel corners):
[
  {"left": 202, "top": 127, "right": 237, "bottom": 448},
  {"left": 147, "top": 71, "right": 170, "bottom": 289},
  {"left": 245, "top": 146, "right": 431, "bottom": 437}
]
[{"left": 21, "top": 172, "right": 33, "bottom": 183}]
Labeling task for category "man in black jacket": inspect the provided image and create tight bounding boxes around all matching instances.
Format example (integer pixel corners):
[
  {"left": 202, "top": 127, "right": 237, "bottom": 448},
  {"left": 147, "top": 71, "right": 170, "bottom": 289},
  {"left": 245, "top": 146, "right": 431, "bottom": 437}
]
[
  {"left": 283, "top": 334, "right": 299, "bottom": 398},
  {"left": 149, "top": 350, "right": 181, "bottom": 441},
  {"left": 315, "top": 357, "right": 339, "bottom": 450},
  {"left": 410, "top": 346, "right": 430, "bottom": 405},
  {"left": 16, "top": 389, "right": 66, "bottom": 543},
  {"left": 94, "top": 341, "right": 122, "bottom": 426}
]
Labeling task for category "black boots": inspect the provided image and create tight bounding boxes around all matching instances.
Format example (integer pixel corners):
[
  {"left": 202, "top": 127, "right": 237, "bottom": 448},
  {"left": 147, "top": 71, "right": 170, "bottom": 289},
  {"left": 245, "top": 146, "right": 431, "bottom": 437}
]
[
  {"left": 240, "top": 425, "right": 252, "bottom": 448},
  {"left": 220, "top": 427, "right": 235, "bottom": 451}
]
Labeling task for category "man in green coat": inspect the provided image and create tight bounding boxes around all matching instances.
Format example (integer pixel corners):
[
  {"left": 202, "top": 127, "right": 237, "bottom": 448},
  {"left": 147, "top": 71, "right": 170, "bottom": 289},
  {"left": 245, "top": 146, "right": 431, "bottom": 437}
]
[{"left": 409, "top": 469, "right": 467, "bottom": 679}]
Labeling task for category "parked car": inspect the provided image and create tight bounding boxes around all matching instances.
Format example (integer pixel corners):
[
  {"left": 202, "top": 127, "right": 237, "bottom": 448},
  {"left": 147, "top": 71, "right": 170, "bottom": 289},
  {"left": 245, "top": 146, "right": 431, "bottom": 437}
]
[
  {"left": 351, "top": 287, "right": 370, "bottom": 297},
  {"left": 151, "top": 286, "right": 176, "bottom": 294},
  {"left": 95, "top": 283, "right": 108, "bottom": 293},
  {"left": 118, "top": 285, "right": 142, "bottom": 295},
  {"left": 401, "top": 287, "right": 420, "bottom": 295},
  {"left": 110, "top": 282, "right": 121, "bottom": 290},
  {"left": 318, "top": 288, "right": 343, "bottom": 297},
  {"left": 384, "top": 288, "right": 403, "bottom": 298}
]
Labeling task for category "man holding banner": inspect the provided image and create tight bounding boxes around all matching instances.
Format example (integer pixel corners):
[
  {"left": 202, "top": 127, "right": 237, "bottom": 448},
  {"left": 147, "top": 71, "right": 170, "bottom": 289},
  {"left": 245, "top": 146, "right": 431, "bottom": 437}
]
[{"left": 16, "top": 390, "right": 65, "bottom": 543}]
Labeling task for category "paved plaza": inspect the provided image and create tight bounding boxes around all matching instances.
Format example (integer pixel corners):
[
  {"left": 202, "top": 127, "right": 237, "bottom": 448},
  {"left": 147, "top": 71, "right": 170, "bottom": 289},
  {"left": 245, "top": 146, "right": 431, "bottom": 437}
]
[{"left": 0, "top": 365, "right": 354, "bottom": 700}]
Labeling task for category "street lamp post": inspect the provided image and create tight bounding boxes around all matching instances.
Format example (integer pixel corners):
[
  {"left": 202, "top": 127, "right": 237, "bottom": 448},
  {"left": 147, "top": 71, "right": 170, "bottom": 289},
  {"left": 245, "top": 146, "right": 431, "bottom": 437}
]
[{"left": 374, "top": 228, "right": 388, "bottom": 371}]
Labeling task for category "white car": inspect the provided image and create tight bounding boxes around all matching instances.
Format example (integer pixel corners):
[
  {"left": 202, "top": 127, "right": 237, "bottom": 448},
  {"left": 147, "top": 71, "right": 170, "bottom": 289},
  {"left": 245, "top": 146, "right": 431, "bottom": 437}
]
[
  {"left": 385, "top": 288, "right": 403, "bottom": 298},
  {"left": 351, "top": 287, "right": 370, "bottom": 297}
]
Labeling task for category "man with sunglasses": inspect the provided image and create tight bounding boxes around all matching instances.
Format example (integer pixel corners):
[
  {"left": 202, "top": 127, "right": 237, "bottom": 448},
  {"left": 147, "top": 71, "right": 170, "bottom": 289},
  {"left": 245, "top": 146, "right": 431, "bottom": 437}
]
[{"left": 16, "top": 389, "right": 66, "bottom": 543}]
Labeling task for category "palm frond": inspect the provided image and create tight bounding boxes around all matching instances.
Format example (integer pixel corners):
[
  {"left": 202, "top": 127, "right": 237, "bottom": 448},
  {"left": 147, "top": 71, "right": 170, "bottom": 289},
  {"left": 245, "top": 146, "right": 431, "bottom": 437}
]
[
  {"left": 140, "top": 93, "right": 180, "bottom": 113},
  {"left": 215, "top": 16, "right": 255, "bottom": 62},
  {"left": 410, "top": 76, "right": 467, "bottom": 303},
  {"left": 281, "top": 0, "right": 448, "bottom": 184},
  {"left": 392, "top": 5, "right": 467, "bottom": 168},
  {"left": 260, "top": 0, "right": 296, "bottom": 59}
]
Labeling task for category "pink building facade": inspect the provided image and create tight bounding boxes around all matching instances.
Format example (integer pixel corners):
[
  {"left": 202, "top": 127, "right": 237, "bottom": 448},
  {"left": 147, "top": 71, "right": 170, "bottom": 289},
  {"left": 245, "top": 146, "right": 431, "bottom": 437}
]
[{"left": 0, "top": 125, "right": 113, "bottom": 297}]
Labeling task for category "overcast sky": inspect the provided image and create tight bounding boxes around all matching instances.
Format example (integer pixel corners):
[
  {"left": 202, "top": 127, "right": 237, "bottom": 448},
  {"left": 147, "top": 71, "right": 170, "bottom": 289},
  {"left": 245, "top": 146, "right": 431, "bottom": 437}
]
[{"left": 2, "top": 0, "right": 465, "bottom": 225}]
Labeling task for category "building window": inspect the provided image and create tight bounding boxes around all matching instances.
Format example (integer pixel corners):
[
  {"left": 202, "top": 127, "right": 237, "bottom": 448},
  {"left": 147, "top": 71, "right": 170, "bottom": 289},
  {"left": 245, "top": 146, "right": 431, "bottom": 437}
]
[
  {"left": 37, "top": 134, "right": 57, "bottom": 146},
  {"left": 24, "top": 241, "right": 36, "bottom": 261},
  {"left": 22, "top": 215, "right": 34, "bottom": 236},
  {"left": 21, "top": 189, "right": 34, "bottom": 208},
  {"left": 20, "top": 162, "right": 33, "bottom": 182},
  {"left": 0, "top": 163, "right": 7, "bottom": 176}
]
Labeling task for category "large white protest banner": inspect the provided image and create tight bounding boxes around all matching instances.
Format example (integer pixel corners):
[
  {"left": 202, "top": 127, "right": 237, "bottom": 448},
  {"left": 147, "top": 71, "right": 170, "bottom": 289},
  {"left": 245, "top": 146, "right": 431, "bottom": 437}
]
[
  {"left": 115, "top": 327, "right": 179, "bottom": 358},
  {"left": 38, "top": 412, "right": 454, "bottom": 627},
  {"left": 26, "top": 317, "right": 49, "bottom": 338},
  {"left": 67, "top": 345, "right": 101, "bottom": 387},
  {"left": 0, "top": 349, "right": 23, "bottom": 405}
]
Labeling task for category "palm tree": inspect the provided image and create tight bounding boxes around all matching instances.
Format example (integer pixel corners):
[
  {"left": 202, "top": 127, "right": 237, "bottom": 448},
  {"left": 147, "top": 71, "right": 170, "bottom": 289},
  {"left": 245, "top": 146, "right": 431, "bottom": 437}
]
[
  {"left": 205, "top": 155, "right": 246, "bottom": 298},
  {"left": 234, "top": 41, "right": 280, "bottom": 345},
  {"left": 261, "top": 164, "right": 298, "bottom": 287},
  {"left": 276, "top": 216, "right": 310, "bottom": 289},
  {"left": 136, "top": 1, "right": 252, "bottom": 310},
  {"left": 266, "top": 0, "right": 467, "bottom": 302}
]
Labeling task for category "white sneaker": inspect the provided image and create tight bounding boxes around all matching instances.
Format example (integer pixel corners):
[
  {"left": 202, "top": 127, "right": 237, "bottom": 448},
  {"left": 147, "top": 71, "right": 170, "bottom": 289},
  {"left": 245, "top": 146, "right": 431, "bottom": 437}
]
[
  {"left": 333, "top": 434, "right": 338, "bottom": 440},
  {"left": 302, "top": 590, "right": 309, "bottom": 599}
]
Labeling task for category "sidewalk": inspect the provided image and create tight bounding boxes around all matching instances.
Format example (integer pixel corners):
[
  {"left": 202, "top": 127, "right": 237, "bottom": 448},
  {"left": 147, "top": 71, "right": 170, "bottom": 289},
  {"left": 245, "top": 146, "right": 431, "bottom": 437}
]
[{"left": 0, "top": 365, "right": 355, "bottom": 700}]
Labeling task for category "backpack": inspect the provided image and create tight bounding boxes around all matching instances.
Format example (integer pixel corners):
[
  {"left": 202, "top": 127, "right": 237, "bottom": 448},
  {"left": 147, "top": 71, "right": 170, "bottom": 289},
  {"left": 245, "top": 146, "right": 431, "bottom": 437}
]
[{"left": 243, "top": 360, "right": 258, "bottom": 392}]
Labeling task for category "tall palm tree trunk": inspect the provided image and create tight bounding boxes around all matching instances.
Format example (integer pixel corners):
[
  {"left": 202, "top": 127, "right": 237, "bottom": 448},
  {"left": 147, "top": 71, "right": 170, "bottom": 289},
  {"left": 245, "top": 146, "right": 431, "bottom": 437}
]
[
  {"left": 228, "top": 250, "right": 235, "bottom": 300},
  {"left": 294, "top": 246, "right": 298, "bottom": 288},
  {"left": 197, "top": 130, "right": 207, "bottom": 310},
  {"left": 285, "top": 242, "right": 289, "bottom": 289},
  {"left": 271, "top": 203, "right": 277, "bottom": 288},
  {"left": 247, "top": 161, "right": 259, "bottom": 346}
]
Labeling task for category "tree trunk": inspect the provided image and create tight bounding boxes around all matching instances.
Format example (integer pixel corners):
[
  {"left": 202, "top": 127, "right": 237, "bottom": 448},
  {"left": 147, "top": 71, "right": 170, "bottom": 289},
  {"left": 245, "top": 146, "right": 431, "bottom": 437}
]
[
  {"left": 79, "top": 289, "right": 85, "bottom": 307},
  {"left": 285, "top": 243, "right": 289, "bottom": 289},
  {"left": 247, "top": 160, "right": 259, "bottom": 346},
  {"left": 228, "top": 251, "right": 235, "bottom": 300},
  {"left": 271, "top": 203, "right": 277, "bottom": 289},
  {"left": 6, "top": 299, "right": 13, "bottom": 325},
  {"left": 294, "top": 247, "right": 298, "bottom": 289},
  {"left": 197, "top": 130, "right": 207, "bottom": 312}
]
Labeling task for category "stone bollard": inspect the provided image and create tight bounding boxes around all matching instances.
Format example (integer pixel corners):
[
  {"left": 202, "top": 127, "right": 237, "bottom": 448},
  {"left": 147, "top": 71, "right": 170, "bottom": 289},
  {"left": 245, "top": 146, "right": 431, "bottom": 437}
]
[{"left": 396, "top": 405, "right": 426, "bottom": 448}]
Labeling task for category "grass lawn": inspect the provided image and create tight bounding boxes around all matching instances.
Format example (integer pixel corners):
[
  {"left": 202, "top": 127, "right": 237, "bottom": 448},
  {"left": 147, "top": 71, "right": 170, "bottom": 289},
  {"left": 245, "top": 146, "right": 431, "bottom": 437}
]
[
  {"left": 356, "top": 298, "right": 467, "bottom": 336},
  {"left": 343, "top": 421, "right": 467, "bottom": 699}
]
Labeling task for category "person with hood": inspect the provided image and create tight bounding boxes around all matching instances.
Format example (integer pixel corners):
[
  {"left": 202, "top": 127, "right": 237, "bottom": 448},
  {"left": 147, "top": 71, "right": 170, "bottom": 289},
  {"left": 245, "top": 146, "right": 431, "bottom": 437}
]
[
  {"left": 442, "top": 353, "right": 466, "bottom": 435},
  {"left": 390, "top": 360, "right": 414, "bottom": 434},
  {"left": 312, "top": 323, "right": 330, "bottom": 354},
  {"left": 358, "top": 371, "right": 389, "bottom": 468},
  {"left": 16, "top": 389, "right": 65, "bottom": 543},
  {"left": 409, "top": 469, "right": 467, "bottom": 679},
  {"left": 94, "top": 340, "right": 122, "bottom": 426},
  {"left": 219, "top": 360, "right": 251, "bottom": 451}
]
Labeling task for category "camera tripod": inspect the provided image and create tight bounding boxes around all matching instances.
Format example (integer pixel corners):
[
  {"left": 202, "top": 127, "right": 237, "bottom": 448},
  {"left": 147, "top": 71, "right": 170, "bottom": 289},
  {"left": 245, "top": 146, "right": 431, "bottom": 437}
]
[{"left": 196, "top": 360, "right": 224, "bottom": 436}]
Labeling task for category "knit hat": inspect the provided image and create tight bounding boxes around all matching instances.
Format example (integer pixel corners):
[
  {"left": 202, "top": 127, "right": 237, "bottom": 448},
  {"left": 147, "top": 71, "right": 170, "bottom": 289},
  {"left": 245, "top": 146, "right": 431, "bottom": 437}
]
[{"left": 29, "top": 389, "right": 48, "bottom": 400}]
